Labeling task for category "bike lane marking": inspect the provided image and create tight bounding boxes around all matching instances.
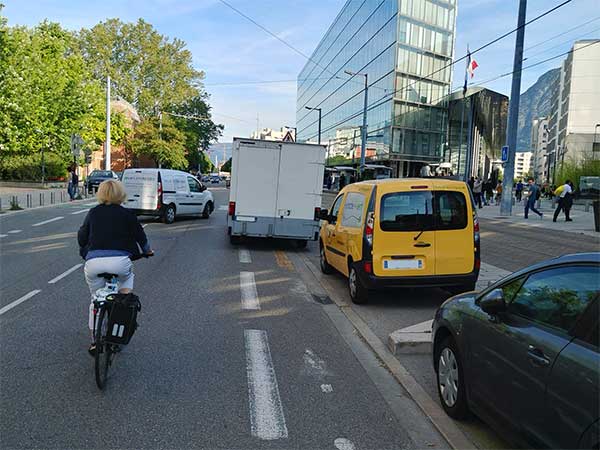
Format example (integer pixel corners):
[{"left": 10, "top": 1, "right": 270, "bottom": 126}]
[
  {"left": 32, "top": 217, "right": 64, "bottom": 227},
  {"left": 0, "top": 290, "right": 42, "bottom": 316},
  {"left": 48, "top": 264, "right": 83, "bottom": 284},
  {"left": 239, "top": 249, "right": 252, "bottom": 263},
  {"left": 244, "top": 329, "right": 288, "bottom": 440},
  {"left": 70, "top": 209, "right": 89, "bottom": 215},
  {"left": 240, "top": 271, "right": 260, "bottom": 310},
  {"left": 7, "top": 230, "right": 22, "bottom": 234},
  {"left": 0, "top": 234, "right": 8, "bottom": 238}
]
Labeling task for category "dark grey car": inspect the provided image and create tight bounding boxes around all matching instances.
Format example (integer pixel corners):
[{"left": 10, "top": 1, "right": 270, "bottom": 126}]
[{"left": 432, "top": 253, "right": 599, "bottom": 449}]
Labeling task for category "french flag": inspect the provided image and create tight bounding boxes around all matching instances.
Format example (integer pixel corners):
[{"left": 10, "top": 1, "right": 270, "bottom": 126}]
[{"left": 463, "top": 47, "right": 478, "bottom": 96}]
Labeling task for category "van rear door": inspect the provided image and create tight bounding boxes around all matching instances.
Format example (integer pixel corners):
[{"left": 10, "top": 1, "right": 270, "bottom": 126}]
[
  {"left": 434, "top": 187, "right": 474, "bottom": 275},
  {"left": 123, "top": 170, "right": 158, "bottom": 211},
  {"left": 373, "top": 188, "right": 435, "bottom": 277}
]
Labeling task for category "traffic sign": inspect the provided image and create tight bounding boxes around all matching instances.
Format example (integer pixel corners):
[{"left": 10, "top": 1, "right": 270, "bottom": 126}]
[
  {"left": 282, "top": 130, "right": 295, "bottom": 143},
  {"left": 501, "top": 145, "right": 509, "bottom": 162},
  {"left": 71, "top": 134, "right": 84, "bottom": 157}
]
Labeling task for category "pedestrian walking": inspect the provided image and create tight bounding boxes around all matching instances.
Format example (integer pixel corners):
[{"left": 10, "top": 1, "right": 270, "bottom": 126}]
[
  {"left": 515, "top": 180, "right": 523, "bottom": 202},
  {"left": 71, "top": 167, "right": 79, "bottom": 200},
  {"left": 484, "top": 180, "right": 493, "bottom": 206},
  {"left": 339, "top": 172, "right": 347, "bottom": 190},
  {"left": 326, "top": 174, "right": 333, "bottom": 190},
  {"left": 67, "top": 167, "right": 77, "bottom": 201},
  {"left": 468, "top": 176, "right": 475, "bottom": 192},
  {"left": 524, "top": 178, "right": 543, "bottom": 219},
  {"left": 495, "top": 182, "right": 503, "bottom": 205},
  {"left": 473, "top": 177, "right": 483, "bottom": 208},
  {"left": 553, "top": 180, "right": 574, "bottom": 222},
  {"left": 349, "top": 174, "right": 356, "bottom": 184}
]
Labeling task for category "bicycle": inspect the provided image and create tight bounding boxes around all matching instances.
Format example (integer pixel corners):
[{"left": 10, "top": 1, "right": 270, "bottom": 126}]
[{"left": 91, "top": 253, "right": 152, "bottom": 390}]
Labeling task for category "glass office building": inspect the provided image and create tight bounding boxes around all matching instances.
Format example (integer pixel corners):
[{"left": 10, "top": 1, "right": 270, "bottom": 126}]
[{"left": 297, "top": 0, "right": 457, "bottom": 177}]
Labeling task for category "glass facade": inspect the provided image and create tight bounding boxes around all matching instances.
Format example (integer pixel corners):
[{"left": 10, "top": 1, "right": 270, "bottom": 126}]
[{"left": 297, "top": 0, "right": 457, "bottom": 177}]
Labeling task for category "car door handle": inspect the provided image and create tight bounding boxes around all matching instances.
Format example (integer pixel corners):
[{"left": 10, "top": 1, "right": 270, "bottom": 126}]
[
  {"left": 527, "top": 346, "right": 550, "bottom": 367},
  {"left": 414, "top": 242, "right": 431, "bottom": 248}
]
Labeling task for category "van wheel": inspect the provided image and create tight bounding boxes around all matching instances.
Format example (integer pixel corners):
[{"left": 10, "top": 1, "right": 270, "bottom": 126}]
[
  {"left": 162, "top": 204, "right": 176, "bottom": 224},
  {"left": 435, "top": 336, "right": 469, "bottom": 419},
  {"left": 229, "top": 234, "right": 242, "bottom": 245},
  {"left": 202, "top": 202, "right": 213, "bottom": 219},
  {"left": 348, "top": 264, "right": 369, "bottom": 304},
  {"left": 320, "top": 244, "right": 334, "bottom": 274},
  {"left": 296, "top": 239, "right": 308, "bottom": 249}
]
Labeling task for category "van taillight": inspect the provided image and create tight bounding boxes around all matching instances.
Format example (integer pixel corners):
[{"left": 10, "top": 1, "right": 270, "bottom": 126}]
[
  {"left": 228, "top": 201, "right": 236, "bottom": 216},
  {"left": 365, "top": 212, "right": 374, "bottom": 246},
  {"left": 473, "top": 216, "right": 480, "bottom": 242},
  {"left": 157, "top": 181, "right": 163, "bottom": 209},
  {"left": 314, "top": 207, "right": 321, "bottom": 221}
]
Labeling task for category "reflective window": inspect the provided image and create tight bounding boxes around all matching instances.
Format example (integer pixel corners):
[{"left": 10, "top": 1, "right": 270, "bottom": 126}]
[
  {"left": 509, "top": 265, "right": 600, "bottom": 332},
  {"left": 341, "top": 192, "right": 366, "bottom": 228}
]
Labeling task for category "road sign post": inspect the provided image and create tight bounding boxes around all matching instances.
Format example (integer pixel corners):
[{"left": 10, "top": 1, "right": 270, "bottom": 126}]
[{"left": 501, "top": 145, "right": 509, "bottom": 162}]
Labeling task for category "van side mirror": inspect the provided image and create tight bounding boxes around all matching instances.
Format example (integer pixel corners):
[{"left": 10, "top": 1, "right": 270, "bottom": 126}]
[
  {"left": 200, "top": 184, "right": 207, "bottom": 192},
  {"left": 319, "top": 209, "right": 329, "bottom": 221},
  {"left": 479, "top": 289, "right": 506, "bottom": 315}
]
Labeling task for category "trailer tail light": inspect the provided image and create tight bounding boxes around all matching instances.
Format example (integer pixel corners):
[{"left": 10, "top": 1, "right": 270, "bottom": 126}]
[
  {"left": 157, "top": 181, "right": 163, "bottom": 209},
  {"left": 365, "top": 212, "right": 374, "bottom": 246},
  {"left": 314, "top": 207, "right": 321, "bottom": 221},
  {"left": 228, "top": 201, "right": 236, "bottom": 216}
]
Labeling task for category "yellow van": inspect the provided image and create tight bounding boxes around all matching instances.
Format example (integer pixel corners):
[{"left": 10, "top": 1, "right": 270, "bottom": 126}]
[{"left": 318, "top": 178, "right": 480, "bottom": 303}]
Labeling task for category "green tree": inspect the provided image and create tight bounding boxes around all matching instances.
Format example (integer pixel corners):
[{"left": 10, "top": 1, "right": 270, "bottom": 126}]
[
  {"left": 221, "top": 157, "right": 232, "bottom": 173},
  {"left": 126, "top": 115, "right": 187, "bottom": 169},
  {"left": 79, "top": 18, "right": 203, "bottom": 118}
]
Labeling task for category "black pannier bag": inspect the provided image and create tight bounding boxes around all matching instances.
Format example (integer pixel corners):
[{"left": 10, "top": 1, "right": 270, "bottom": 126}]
[{"left": 105, "top": 293, "right": 142, "bottom": 345}]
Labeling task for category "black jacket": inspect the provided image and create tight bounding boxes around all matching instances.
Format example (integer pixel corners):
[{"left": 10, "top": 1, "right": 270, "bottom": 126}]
[{"left": 78, "top": 204, "right": 148, "bottom": 259}]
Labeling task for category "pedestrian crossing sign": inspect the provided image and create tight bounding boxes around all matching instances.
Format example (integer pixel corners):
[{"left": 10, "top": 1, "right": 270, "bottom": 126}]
[{"left": 501, "top": 146, "right": 508, "bottom": 162}]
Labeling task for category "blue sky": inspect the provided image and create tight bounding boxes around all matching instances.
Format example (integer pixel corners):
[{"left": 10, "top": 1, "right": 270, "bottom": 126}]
[{"left": 3, "top": 0, "right": 599, "bottom": 142}]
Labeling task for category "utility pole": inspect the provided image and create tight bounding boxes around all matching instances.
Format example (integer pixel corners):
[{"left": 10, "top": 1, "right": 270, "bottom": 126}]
[
  {"left": 105, "top": 75, "right": 111, "bottom": 170},
  {"left": 500, "top": 0, "right": 527, "bottom": 215},
  {"left": 345, "top": 70, "right": 368, "bottom": 177}
]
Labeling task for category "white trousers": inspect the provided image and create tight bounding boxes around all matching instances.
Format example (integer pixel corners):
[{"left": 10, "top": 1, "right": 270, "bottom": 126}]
[{"left": 84, "top": 256, "right": 134, "bottom": 330}]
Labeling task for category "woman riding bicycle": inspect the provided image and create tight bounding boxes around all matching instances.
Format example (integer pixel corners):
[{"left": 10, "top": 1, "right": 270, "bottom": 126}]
[{"left": 78, "top": 179, "right": 153, "bottom": 355}]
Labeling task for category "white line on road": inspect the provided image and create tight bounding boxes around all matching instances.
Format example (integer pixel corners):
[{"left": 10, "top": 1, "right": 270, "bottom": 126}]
[
  {"left": 142, "top": 224, "right": 148, "bottom": 228},
  {"left": 32, "top": 217, "right": 64, "bottom": 227},
  {"left": 218, "top": 205, "right": 228, "bottom": 211},
  {"left": 70, "top": 209, "right": 89, "bottom": 215},
  {"left": 240, "top": 271, "right": 260, "bottom": 310},
  {"left": 84, "top": 202, "right": 97, "bottom": 206},
  {"left": 244, "top": 329, "right": 288, "bottom": 440},
  {"left": 321, "top": 384, "right": 333, "bottom": 393},
  {"left": 7, "top": 230, "right": 22, "bottom": 234},
  {"left": 0, "top": 234, "right": 7, "bottom": 238},
  {"left": 239, "top": 249, "right": 252, "bottom": 263},
  {"left": 0, "top": 290, "right": 42, "bottom": 316},
  {"left": 48, "top": 264, "right": 83, "bottom": 284},
  {"left": 334, "top": 438, "right": 356, "bottom": 450}
]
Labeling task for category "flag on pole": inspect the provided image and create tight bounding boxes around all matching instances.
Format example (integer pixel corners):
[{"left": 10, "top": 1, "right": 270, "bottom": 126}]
[{"left": 463, "top": 46, "right": 479, "bottom": 96}]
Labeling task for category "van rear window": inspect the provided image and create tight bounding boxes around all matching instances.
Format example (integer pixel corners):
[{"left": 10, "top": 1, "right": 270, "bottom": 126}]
[{"left": 380, "top": 191, "right": 467, "bottom": 232}]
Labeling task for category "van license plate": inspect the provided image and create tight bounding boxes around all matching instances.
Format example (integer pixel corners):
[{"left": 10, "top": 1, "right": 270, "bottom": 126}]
[{"left": 383, "top": 259, "right": 423, "bottom": 270}]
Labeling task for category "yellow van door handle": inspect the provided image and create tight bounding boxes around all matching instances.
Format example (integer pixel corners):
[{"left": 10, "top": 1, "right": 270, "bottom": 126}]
[{"left": 414, "top": 242, "right": 431, "bottom": 248}]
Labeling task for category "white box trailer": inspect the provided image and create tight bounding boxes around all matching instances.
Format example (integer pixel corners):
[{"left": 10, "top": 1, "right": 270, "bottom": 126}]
[{"left": 227, "top": 138, "right": 326, "bottom": 246}]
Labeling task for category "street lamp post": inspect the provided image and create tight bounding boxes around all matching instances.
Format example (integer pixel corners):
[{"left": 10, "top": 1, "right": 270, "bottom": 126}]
[
  {"left": 345, "top": 70, "right": 368, "bottom": 178},
  {"left": 593, "top": 124, "right": 600, "bottom": 155},
  {"left": 305, "top": 107, "right": 322, "bottom": 145}
]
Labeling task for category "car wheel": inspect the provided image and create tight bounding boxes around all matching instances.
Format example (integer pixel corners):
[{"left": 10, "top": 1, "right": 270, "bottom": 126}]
[
  {"left": 436, "top": 336, "right": 469, "bottom": 419},
  {"left": 202, "top": 202, "right": 213, "bottom": 219},
  {"left": 348, "top": 264, "right": 368, "bottom": 304},
  {"left": 319, "top": 244, "right": 334, "bottom": 274},
  {"left": 162, "top": 204, "right": 176, "bottom": 224}
]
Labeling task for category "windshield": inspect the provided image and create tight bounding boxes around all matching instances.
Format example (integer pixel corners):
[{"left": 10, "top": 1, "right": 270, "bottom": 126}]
[{"left": 90, "top": 171, "right": 113, "bottom": 177}]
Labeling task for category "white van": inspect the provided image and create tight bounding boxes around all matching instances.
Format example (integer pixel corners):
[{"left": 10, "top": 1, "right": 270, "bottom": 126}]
[{"left": 122, "top": 168, "right": 214, "bottom": 224}]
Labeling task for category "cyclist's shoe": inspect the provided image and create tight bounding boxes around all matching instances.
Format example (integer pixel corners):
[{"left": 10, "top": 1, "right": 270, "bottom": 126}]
[{"left": 88, "top": 343, "right": 97, "bottom": 356}]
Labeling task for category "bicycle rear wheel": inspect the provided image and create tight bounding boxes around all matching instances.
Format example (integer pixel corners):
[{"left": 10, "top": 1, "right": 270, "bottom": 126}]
[{"left": 94, "top": 306, "right": 112, "bottom": 390}]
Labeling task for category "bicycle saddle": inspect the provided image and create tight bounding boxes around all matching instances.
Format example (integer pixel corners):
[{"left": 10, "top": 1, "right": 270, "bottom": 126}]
[{"left": 97, "top": 272, "right": 118, "bottom": 279}]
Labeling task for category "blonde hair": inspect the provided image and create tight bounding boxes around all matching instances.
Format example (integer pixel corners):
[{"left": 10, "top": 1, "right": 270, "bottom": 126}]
[{"left": 96, "top": 180, "right": 127, "bottom": 205}]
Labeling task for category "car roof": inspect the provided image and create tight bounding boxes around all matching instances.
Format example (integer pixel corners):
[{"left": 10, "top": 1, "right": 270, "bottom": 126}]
[
  {"left": 524, "top": 252, "right": 600, "bottom": 271},
  {"left": 352, "top": 177, "right": 468, "bottom": 190}
]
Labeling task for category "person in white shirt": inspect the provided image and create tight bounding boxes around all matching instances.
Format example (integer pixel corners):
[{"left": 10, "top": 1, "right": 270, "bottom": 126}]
[{"left": 553, "top": 180, "right": 574, "bottom": 222}]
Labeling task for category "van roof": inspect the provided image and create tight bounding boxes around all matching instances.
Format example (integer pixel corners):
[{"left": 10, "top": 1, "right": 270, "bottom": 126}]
[{"left": 123, "top": 168, "right": 191, "bottom": 176}]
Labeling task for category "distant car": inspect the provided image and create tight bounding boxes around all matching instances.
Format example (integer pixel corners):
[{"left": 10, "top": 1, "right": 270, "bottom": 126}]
[
  {"left": 432, "top": 252, "right": 599, "bottom": 449},
  {"left": 210, "top": 176, "right": 220, "bottom": 184},
  {"left": 201, "top": 175, "right": 210, "bottom": 183},
  {"left": 85, "top": 170, "right": 119, "bottom": 193}
]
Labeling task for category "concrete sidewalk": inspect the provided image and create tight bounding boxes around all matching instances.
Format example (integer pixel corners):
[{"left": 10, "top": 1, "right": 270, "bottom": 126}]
[
  {"left": 0, "top": 186, "right": 91, "bottom": 212},
  {"left": 476, "top": 202, "right": 599, "bottom": 237}
]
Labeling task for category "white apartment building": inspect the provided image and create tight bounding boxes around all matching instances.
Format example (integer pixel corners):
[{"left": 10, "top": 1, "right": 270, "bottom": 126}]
[
  {"left": 531, "top": 117, "right": 549, "bottom": 183},
  {"left": 547, "top": 40, "right": 600, "bottom": 181},
  {"left": 514, "top": 151, "right": 532, "bottom": 180}
]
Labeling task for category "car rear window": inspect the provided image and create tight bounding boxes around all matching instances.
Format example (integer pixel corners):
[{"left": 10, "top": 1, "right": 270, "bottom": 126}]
[
  {"left": 91, "top": 171, "right": 112, "bottom": 177},
  {"left": 379, "top": 191, "right": 468, "bottom": 232}
]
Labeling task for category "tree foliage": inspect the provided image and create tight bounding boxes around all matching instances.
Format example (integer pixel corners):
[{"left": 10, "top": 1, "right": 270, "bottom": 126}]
[
  {"left": 126, "top": 115, "right": 187, "bottom": 169},
  {"left": 221, "top": 157, "right": 232, "bottom": 173}
]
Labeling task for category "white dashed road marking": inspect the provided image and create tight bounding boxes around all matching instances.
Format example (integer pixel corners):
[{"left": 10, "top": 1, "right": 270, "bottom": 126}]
[
  {"left": 334, "top": 438, "right": 356, "bottom": 450},
  {"left": 219, "top": 205, "right": 228, "bottom": 211},
  {"left": 240, "top": 272, "right": 260, "bottom": 310},
  {"left": 7, "top": 230, "right": 22, "bottom": 234},
  {"left": 71, "top": 209, "right": 89, "bottom": 215},
  {"left": 321, "top": 384, "right": 333, "bottom": 393},
  {"left": 244, "top": 329, "right": 288, "bottom": 440},
  {"left": 32, "top": 217, "right": 64, "bottom": 227},
  {"left": 0, "top": 234, "right": 8, "bottom": 238},
  {"left": 0, "top": 290, "right": 42, "bottom": 316},
  {"left": 84, "top": 202, "right": 97, "bottom": 206},
  {"left": 239, "top": 249, "right": 252, "bottom": 263},
  {"left": 48, "top": 264, "right": 83, "bottom": 284}
]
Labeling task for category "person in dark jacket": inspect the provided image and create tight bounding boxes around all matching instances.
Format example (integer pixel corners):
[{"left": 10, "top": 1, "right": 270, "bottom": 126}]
[
  {"left": 78, "top": 179, "right": 152, "bottom": 354},
  {"left": 339, "top": 172, "right": 347, "bottom": 190}
]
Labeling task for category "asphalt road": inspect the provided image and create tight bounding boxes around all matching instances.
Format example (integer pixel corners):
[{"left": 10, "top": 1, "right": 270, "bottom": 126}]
[{"left": 0, "top": 186, "right": 446, "bottom": 450}]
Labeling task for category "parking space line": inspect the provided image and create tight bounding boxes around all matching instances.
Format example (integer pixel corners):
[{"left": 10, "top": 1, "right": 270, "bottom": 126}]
[
  {"left": 48, "top": 264, "right": 83, "bottom": 284},
  {"left": 0, "top": 290, "right": 42, "bottom": 316},
  {"left": 244, "top": 329, "right": 288, "bottom": 440},
  {"left": 32, "top": 217, "right": 64, "bottom": 227},
  {"left": 70, "top": 209, "right": 89, "bottom": 215},
  {"left": 0, "top": 234, "right": 8, "bottom": 238},
  {"left": 240, "top": 272, "right": 260, "bottom": 310},
  {"left": 7, "top": 230, "right": 22, "bottom": 234},
  {"left": 239, "top": 249, "right": 252, "bottom": 263}
]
